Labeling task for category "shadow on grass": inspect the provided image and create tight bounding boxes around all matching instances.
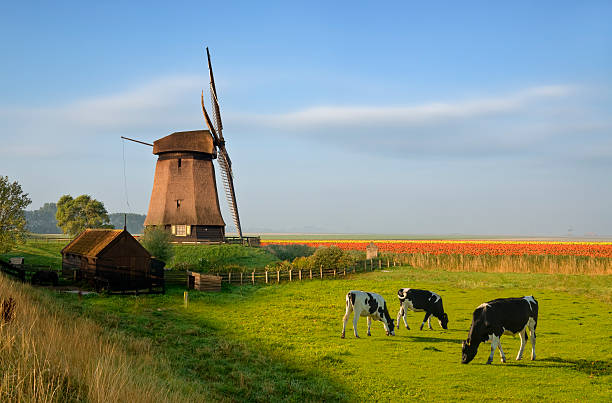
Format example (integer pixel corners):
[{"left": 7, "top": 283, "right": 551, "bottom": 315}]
[
  {"left": 398, "top": 335, "right": 464, "bottom": 344},
  {"left": 470, "top": 357, "right": 612, "bottom": 376},
  {"left": 540, "top": 357, "right": 612, "bottom": 376},
  {"left": 58, "top": 288, "right": 351, "bottom": 402}
]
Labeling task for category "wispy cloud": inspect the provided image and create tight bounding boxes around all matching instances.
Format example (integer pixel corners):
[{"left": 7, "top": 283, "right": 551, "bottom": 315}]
[
  {"left": 233, "top": 85, "right": 575, "bottom": 130},
  {"left": 1, "top": 78, "right": 605, "bottom": 164},
  {"left": 0, "top": 75, "right": 207, "bottom": 157}
]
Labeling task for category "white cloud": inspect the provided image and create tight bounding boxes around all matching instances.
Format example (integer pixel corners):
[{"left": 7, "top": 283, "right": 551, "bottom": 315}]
[
  {"left": 0, "top": 75, "right": 207, "bottom": 157},
  {"left": 0, "top": 79, "right": 597, "bottom": 163},
  {"left": 233, "top": 85, "right": 576, "bottom": 130}
]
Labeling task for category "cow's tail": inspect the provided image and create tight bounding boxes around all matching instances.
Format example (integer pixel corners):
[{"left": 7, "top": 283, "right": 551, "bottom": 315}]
[{"left": 346, "top": 292, "right": 355, "bottom": 309}]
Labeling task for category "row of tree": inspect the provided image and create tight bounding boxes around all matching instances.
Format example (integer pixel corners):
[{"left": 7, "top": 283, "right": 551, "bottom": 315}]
[
  {"left": 25, "top": 200, "right": 146, "bottom": 235},
  {"left": 0, "top": 175, "right": 150, "bottom": 254}
]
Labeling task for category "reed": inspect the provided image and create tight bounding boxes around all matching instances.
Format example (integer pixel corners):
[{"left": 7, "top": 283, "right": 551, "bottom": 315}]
[
  {"left": 0, "top": 275, "right": 188, "bottom": 402},
  {"left": 396, "top": 253, "right": 611, "bottom": 275}
]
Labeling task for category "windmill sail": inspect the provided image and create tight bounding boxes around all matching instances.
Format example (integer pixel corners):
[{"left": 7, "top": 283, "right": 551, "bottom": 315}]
[{"left": 202, "top": 47, "right": 243, "bottom": 238}]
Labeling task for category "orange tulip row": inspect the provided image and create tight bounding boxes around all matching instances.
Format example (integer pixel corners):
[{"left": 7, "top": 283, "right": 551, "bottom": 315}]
[{"left": 261, "top": 239, "right": 612, "bottom": 258}]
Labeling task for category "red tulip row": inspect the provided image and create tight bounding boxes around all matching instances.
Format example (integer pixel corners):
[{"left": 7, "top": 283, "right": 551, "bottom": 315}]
[{"left": 261, "top": 240, "right": 612, "bottom": 258}]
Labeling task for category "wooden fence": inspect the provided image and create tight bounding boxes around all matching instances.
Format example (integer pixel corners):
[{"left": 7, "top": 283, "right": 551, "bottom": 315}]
[
  {"left": 165, "top": 257, "right": 399, "bottom": 288},
  {"left": 0, "top": 259, "right": 58, "bottom": 283}
]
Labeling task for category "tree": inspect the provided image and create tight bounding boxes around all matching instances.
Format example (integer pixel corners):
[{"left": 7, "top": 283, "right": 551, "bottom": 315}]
[
  {"left": 0, "top": 176, "right": 32, "bottom": 254},
  {"left": 25, "top": 202, "right": 61, "bottom": 234},
  {"left": 141, "top": 226, "right": 174, "bottom": 263},
  {"left": 108, "top": 213, "right": 146, "bottom": 234},
  {"left": 55, "top": 195, "right": 112, "bottom": 236}
]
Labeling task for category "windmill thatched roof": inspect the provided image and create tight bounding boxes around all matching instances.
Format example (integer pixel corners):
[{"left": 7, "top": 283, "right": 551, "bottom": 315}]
[{"left": 153, "top": 130, "right": 215, "bottom": 155}]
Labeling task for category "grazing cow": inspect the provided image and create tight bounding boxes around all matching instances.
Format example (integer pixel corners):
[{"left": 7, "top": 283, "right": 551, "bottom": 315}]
[
  {"left": 31, "top": 270, "right": 59, "bottom": 286},
  {"left": 462, "top": 296, "right": 538, "bottom": 364},
  {"left": 341, "top": 290, "right": 395, "bottom": 338},
  {"left": 396, "top": 288, "right": 449, "bottom": 331}
]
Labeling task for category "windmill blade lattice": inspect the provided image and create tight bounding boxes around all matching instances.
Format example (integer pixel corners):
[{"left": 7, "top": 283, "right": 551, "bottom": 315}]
[{"left": 203, "top": 47, "right": 243, "bottom": 238}]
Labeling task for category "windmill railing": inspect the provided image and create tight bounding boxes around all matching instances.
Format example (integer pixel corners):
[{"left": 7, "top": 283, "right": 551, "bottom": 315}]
[{"left": 225, "top": 236, "right": 260, "bottom": 247}]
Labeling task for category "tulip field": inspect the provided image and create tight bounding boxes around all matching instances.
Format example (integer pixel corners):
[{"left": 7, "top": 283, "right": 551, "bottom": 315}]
[
  {"left": 261, "top": 239, "right": 612, "bottom": 275},
  {"left": 260, "top": 239, "right": 612, "bottom": 257}
]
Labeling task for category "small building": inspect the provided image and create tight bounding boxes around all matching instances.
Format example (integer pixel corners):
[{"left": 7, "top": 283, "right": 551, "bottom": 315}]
[
  {"left": 61, "top": 229, "right": 162, "bottom": 293},
  {"left": 366, "top": 242, "right": 379, "bottom": 259}
]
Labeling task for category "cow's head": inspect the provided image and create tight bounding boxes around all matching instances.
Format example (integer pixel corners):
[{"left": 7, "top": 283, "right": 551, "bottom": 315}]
[
  {"left": 439, "top": 313, "right": 449, "bottom": 330},
  {"left": 385, "top": 318, "right": 395, "bottom": 336},
  {"left": 461, "top": 340, "right": 478, "bottom": 364}
]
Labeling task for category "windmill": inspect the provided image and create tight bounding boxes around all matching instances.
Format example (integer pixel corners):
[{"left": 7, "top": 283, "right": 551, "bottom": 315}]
[{"left": 122, "top": 47, "right": 242, "bottom": 242}]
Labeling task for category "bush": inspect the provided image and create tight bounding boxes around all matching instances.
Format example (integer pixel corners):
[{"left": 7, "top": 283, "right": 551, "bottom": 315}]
[
  {"left": 193, "top": 244, "right": 279, "bottom": 272},
  {"left": 141, "top": 226, "right": 174, "bottom": 263},
  {"left": 311, "top": 246, "right": 354, "bottom": 270},
  {"left": 264, "top": 244, "right": 315, "bottom": 261},
  {"left": 292, "top": 256, "right": 314, "bottom": 270}
]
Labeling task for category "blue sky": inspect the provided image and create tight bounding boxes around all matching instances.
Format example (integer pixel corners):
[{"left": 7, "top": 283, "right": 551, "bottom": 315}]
[{"left": 1, "top": 1, "right": 611, "bottom": 235}]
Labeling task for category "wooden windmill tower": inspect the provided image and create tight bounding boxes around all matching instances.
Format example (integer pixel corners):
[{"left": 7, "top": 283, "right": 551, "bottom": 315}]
[{"left": 124, "top": 48, "right": 242, "bottom": 242}]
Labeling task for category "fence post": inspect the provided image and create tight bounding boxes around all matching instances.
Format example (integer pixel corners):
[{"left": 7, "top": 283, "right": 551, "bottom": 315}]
[
  {"left": 387, "top": 259, "right": 390, "bottom": 268},
  {"left": 364, "top": 260, "right": 366, "bottom": 271},
  {"left": 229, "top": 272, "right": 232, "bottom": 284},
  {"left": 320, "top": 265, "right": 323, "bottom": 279},
  {"left": 310, "top": 268, "right": 312, "bottom": 279},
  {"left": 333, "top": 269, "right": 336, "bottom": 277},
  {"left": 252, "top": 271, "right": 255, "bottom": 285},
  {"left": 277, "top": 270, "right": 280, "bottom": 283},
  {"left": 343, "top": 267, "right": 346, "bottom": 276},
  {"left": 265, "top": 271, "right": 269, "bottom": 284},
  {"left": 184, "top": 291, "right": 188, "bottom": 308},
  {"left": 299, "top": 269, "right": 302, "bottom": 280},
  {"left": 370, "top": 259, "right": 373, "bottom": 271},
  {"left": 379, "top": 259, "right": 382, "bottom": 269},
  {"left": 241, "top": 272, "right": 243, "bottom": 284},
  {"left": 289, "top": 269, "right": 292, "bottom": 281}
]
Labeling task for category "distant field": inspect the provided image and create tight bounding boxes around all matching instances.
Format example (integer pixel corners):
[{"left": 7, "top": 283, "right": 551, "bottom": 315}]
[{"left": 256, "top": 233, "right": 612, "bottom": 241}]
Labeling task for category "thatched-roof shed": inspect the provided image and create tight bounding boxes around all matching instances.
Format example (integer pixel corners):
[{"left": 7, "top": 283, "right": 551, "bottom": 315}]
[{"left": 61, "top": 229, "right": 160, "bottom": 292}]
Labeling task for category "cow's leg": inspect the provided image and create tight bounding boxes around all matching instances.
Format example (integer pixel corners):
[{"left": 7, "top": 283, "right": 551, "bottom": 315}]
[
  {"left": 427, "top": 316, "right": 433, "bottom": 330},
  {"left": 497, "top": 338, "right": 507, "bottom": 363},
  {"left": 367, "top": 316, "right": 372, "bottom": 336},
  {"left": 516, "top": 328, "right": 527, "bottom": 360},
  {"left": 420, "top": 312, "right": 432, "bottom": 330},
  {"left": 396, "top": 305, "right": 408, "bottom": 331},
  {"left": 353, "top": 311, "right": 360, "bottom": 338},
  {"left": 528, "top": 319, "right": 536, "bottom": 360},
  {"left": 341, "top": 301, "right": 353, "bottom": 338},
  {"left": 486, "top": 335, "right": 499, "bottom": 364}
]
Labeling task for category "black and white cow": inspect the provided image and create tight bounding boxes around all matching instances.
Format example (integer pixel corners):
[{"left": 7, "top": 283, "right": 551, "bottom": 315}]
[
  {"left": 396, "top": 288, "right": 449, "bottom": 331},
  {"left": 341, "top": 290, "right": 395, "bottom": 338},
  {"left": 462, "top": 296, "right": 538, "bottom": 364}
]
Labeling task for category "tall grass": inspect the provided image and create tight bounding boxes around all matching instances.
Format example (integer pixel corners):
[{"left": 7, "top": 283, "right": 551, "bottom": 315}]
[
  {"left": 0, "top": 275, "right": 192, "bottom": 402},
  {"left": 396, "top": 253, "right": 611, "bottom": 275}
]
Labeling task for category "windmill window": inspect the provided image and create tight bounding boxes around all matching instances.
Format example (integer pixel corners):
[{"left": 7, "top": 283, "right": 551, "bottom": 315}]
[
  {"left": 178, "top": 158, "right": 182, "bottom": 168},
  {"left": 176, "top": 199, "right": 181, "bottom": 208},
  {"left": 175, "top": 225, "right": 187, "bottom": 236}
]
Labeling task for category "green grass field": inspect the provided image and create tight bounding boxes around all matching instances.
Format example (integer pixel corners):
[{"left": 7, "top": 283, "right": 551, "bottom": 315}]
[
  {"left": 2, "top": 240, "right": 610, "bottom": 401},
  {"left": 47, "top": 267, "right": 611, "bottom": 401}
]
